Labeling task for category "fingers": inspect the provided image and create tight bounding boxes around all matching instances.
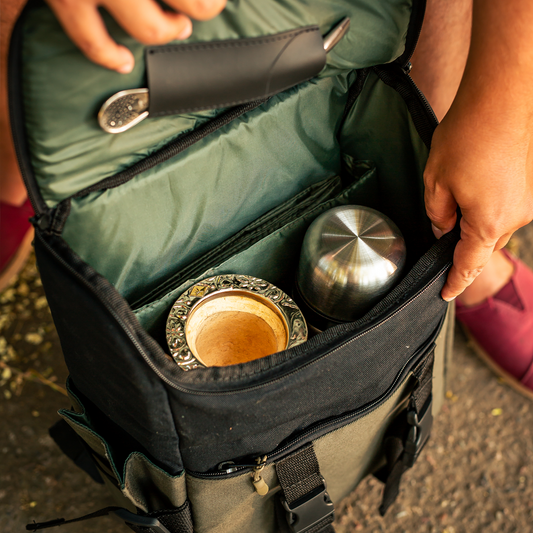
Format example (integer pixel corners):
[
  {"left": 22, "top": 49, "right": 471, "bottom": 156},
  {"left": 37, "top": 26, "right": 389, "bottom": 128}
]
[
  {"left": 424, "top": 174, "right": 458, "bottom": 239},
  {"left": 165, "top": 0, "right": 227, "bottom": 21},
  {"left": 46, "top": 0, "right": 227, "bottom": 73},
  {"left": 441, "top": 233, "right": 496, "bottom": 301},
  {"left": 46, "top": 0, "right": 135, "bottom": 73},
  {"left": 101, "top": 0, "right": 192, "bottom": 46},
  {"left": 440, "top": 214, "right": 515, "bottom": 301}
]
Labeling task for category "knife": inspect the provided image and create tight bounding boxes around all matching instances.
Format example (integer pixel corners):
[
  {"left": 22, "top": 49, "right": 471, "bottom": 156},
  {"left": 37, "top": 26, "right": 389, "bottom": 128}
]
[{"left": 98, "top": 17, "right": 350, "bottom": 134}]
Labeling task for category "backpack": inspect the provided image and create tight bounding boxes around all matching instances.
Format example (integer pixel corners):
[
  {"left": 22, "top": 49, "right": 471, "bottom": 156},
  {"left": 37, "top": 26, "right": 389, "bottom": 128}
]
[{"left": 10, "top": 0, "right": 458, "bottom": 531}]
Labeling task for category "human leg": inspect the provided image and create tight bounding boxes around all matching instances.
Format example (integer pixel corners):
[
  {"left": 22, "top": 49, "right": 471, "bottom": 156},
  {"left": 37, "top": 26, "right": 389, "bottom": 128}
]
[
  {"left": 411, "top": 0, "right": 533, "bottom": 397},
  {"left": 0, "top": 0, "right": 34, "bottom": 292}
]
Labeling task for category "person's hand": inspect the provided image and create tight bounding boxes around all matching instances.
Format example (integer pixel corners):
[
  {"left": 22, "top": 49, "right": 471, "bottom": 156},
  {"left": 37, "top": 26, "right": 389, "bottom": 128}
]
[
  {"left": 45, "top": 0, "right": 226, "bottom": 73},
  {"left": 424, "top": 101, "right": 533, "bottom": 301},
  {"left": 423, "top": 0, "right": 533, "bottom": 302}
]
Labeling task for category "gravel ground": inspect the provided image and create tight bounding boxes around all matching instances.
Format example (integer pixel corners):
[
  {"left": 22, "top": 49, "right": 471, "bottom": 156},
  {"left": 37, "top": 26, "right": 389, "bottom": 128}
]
[{"left": 1, "top": 225, "right": 532, "bottom": 533}]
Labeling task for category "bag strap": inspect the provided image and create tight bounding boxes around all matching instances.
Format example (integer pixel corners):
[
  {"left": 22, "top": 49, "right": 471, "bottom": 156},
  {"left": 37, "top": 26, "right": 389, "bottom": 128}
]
[
  {"left": 378, "top": 348, "right": 435, "bottom": 515},
  {"left": 276, "top": 444, "right": 335, "bottom": 533},
  {"left": 26, "top": 502, "right": 194, "bottom": 533}
]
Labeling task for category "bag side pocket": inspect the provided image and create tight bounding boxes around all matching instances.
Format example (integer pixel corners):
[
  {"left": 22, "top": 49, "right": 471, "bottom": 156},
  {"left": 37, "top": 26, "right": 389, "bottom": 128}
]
[{"left": 59, "top": 378, "right": 187, "bottom": 513}]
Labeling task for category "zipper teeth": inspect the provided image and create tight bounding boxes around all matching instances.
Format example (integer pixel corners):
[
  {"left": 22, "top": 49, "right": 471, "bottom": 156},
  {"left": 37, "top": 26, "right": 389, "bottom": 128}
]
[
  {"left": 73, "top": 100, "right": 266, "bottom": 200},
  {"left": 194, "top": 319, "right": 441, "bottom": 478},
  {"left": 405, "top": 72, "right": 439, "bottom": 125}
]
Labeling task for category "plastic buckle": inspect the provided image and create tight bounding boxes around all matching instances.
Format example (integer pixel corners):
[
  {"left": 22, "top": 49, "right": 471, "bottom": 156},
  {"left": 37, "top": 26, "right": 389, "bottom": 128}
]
[
  {"left": 111, "top": 509, "right": 172, "bottom": 533},
  {"left": 403, "top": 394, "right": 433, "bottom": 468},
  {"left": 282, "top": 479, "right": 334, "bottom": 533}
]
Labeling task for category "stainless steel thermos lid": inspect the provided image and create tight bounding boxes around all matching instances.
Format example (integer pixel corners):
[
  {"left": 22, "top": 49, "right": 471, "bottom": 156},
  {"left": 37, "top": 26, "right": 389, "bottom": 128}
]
[{"left": 296, "top": 205, "right": 406, "bottom": 323}]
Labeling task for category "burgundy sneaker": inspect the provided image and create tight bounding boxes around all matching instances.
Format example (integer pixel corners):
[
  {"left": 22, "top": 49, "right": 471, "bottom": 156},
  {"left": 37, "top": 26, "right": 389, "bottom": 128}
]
[
  {"left": 456, "top": 250, "right": 533, "bottom": 400},
  {"left": 0, "top": 198, "right": 34, "bottom": 292}
]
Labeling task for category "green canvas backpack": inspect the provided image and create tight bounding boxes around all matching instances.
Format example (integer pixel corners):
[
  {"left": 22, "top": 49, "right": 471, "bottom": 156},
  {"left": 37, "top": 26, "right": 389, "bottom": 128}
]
[{"left": 11, "top": 1, "right": 458, "bottom": 531}]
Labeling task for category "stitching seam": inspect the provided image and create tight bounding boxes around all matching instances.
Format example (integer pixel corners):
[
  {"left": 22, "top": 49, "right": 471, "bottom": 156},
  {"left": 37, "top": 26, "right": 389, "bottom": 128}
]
[{"left": 148, "top": 27, "right": 318, "bottom": 55}]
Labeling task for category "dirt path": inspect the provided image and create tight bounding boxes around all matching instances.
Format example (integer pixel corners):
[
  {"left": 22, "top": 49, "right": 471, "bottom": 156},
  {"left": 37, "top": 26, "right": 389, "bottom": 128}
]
[{"left": 1, "top": 225, "right": 532, "bottom": 533}]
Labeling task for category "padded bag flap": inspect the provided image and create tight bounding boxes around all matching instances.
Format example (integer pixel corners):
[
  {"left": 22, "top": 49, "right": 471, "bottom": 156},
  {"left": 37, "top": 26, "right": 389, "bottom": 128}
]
[
  {"left": 11, "top": 0, "right": 418, "bottom": 209},
  {"left": 146, "top": 26, "right": 326, "bottom": 115}
]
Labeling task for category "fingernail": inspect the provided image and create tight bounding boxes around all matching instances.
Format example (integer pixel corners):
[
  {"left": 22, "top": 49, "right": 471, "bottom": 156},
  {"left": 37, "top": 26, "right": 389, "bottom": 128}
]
[
  {"left": 178, "top": 18, "right": 193, "bottom": 40},
  {"left": 443, "top": 295, "right": 456, "bottom": 302},
  {"left": 117, "top": 60, "right": 134, "bottom": 74},
  {"left": 431, "top": 224, "right": 444, "bottom": 239},
  {"left": 117, "top": 48, "right": 134, "bottom": 74}
]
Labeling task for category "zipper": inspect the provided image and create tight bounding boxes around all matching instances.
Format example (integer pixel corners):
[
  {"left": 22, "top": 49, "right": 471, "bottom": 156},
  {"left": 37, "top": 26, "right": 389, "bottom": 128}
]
[
  {"left": 41, "top": 221, "right": 449, "bottom": 491},
  {"left": 9, "top": 0, "right": 426, "bottom": 222},
  {"left": 373, "top": 62, "right": 438, "bottom": 149},
  {"left": 251, "top": 456, "right": 270, "bottom": 495},
  {"left": 7, "top": 2, "right": 266, "bottom": 221},
  {"left": 190, "top": 322, "right": 441, "bottom": 481},
  {"left": 404, "top": 68, "right": 439, "bottom": 125}
]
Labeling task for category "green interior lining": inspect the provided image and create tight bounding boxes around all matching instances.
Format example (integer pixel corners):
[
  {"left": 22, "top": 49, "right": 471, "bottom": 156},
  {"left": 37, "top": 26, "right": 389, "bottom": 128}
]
[
  {"left": 134, "top": 161, "right": 379, "bottom": 342},
  {"left": 61, "top": 68, "right": 433, "bottom": 315},
  {"left": 20, "top": 0, "right": 431, "bottom": 351},
  {"left": 62, "top": 75, "right": 351, "bottom": 303},
  {"left": 21, "top": 0, "right": 413, "bottom": 205}
]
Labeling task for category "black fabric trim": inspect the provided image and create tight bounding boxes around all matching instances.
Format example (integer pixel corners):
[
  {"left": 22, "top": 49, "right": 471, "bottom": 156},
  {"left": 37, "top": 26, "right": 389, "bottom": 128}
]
[
  {"left": 48, "top": 419, "right": 104, "bottom": 484},
  {"left": 338, "top": 68, "right": 370, "bottom": 131},
  {"left": 49, "top": 199, "right": 71, "bottom": 235},
  {"left": 373, "top": 63, "right": 438, "bottom": 149},
  {"left": 378, "top": 349, "right": 435, "bottom": 515}
]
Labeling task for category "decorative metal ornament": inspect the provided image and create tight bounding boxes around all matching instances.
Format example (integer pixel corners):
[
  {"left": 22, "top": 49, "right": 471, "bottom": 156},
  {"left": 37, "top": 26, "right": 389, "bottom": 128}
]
[
  {"left": 166, "top": 274, "right": 307, "bottom": 371},
  {"left": 97, "top": 18, "right": 350, "bottom": 133},
  {"left": 97, "top": 88, "right": 149, "bottom": 134}
]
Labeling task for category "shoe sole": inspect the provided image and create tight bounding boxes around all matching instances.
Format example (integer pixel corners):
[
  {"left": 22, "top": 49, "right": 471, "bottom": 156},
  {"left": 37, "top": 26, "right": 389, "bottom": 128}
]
[
  {"left": 0, "top": 226, "right": 34, "bottom": 293},
  {"left": 460, "top": 322, "right": 533, "bottom": 402}
]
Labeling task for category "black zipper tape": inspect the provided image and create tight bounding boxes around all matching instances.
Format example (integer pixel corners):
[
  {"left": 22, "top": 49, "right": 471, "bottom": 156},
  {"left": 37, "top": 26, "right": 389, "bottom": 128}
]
[{"left": 373, "top": 62, "right": 438, "bottom": 149}]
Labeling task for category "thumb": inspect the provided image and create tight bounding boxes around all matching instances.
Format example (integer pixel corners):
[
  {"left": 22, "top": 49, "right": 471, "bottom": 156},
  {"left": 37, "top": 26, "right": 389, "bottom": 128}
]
[{"left": 424, "top": 181, "right": 458, "bottom": 239}]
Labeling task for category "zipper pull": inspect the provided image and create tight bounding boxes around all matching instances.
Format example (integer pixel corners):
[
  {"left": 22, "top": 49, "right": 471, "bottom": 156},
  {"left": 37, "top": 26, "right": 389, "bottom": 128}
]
[{"left": 251, "top": 456, "right": 269, "bottom": 496}]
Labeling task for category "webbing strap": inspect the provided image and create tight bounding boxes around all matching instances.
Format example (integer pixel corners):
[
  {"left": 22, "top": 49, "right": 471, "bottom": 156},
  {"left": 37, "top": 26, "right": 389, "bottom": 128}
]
[
  {"left": 124, "top": 503, "right": 194, "bottom": 533},
  {"left": 379, "top": 348, "right": 435, "bottom": 515},
  {"left": 276, "top": 444, "right": 335, "bottom": 533},
  {"left": 26, "top": 507, "right": 123, "bottom": 531},
  {"left": 26, "top": 501, "right": 193, "bottom": 533}
]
